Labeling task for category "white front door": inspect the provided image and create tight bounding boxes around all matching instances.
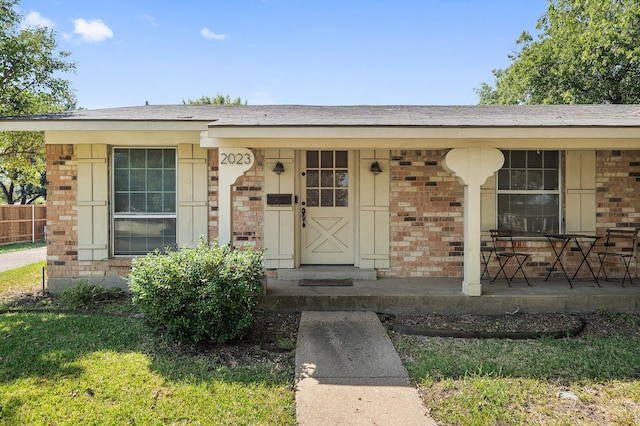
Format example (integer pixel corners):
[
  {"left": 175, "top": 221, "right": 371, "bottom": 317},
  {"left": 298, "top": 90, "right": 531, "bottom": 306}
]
[{"left": 300, "top": 150, "right": 354, "bottom": 264}]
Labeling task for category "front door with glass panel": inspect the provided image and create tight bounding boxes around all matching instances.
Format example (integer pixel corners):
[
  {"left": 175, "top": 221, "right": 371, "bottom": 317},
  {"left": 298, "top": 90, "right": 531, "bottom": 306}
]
[{"left": 301, "top": 150, "right": 354, "bottom": 264}]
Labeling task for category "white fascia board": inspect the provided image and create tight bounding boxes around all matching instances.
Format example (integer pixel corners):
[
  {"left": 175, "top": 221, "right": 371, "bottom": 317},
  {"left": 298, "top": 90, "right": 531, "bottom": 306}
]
[
  {"left": 207, "top": 125, "right": 640, "bottom": 141},
  {"left": 203, "top": 136, "right": 640, "bottom": 150}
]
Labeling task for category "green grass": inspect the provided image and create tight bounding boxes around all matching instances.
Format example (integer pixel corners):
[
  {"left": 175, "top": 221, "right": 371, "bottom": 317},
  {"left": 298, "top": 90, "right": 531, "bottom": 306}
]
[
  {"left": 0, "top": 241, "right": 45, "bottom": 254},
  {"left": 0, "top": 312, "right": 296, "bottom": 425},
  {"left": 0, "top": 261, "right": 45, "bottom": 295},
  {"left": 394, "top": 332, "right": 640, "bottom": 425}
]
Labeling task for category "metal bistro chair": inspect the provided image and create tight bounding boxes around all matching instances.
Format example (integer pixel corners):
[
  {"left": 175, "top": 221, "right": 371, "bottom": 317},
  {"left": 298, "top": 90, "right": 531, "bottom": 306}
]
[
  {"left": 480, "top": 236, "right": 496, "bottom": 280},
  {"left": 490, "top": 229, "right": 532, "bottom": 287},
  {"left": 597, "top": 228, "right": 639, "bottom": 286}
]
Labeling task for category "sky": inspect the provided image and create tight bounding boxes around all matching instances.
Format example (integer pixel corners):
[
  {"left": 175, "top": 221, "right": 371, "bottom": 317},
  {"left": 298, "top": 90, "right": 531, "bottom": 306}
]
[{"left": 17, "top": 0, "right": 548, "bottom": 110}]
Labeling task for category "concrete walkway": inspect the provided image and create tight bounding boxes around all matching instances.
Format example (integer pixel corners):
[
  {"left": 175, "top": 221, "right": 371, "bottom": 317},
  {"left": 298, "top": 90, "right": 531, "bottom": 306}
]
[
  {"left": 0, "top": 246, "right": 46, "bottom": 273},
  {"left": 295, "top": 311, "right": 436, "bottom": 425}
]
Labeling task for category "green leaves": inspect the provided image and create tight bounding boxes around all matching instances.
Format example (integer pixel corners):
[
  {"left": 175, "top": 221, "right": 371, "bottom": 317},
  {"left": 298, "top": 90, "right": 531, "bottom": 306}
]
[
  {"left": 478, "top": 0, "right": 640, "bottom": 105},
  {"left": 128, "top": 241, "right": 265, "bottom": 346},
  {"left": 0, "top": 0, "right": 76, "bottom": 204},
  {"left": 0, "top": 0, "right": 76, "bottom": 117},
  {"left": 182, "top": 93, "right": 246, "bottom": 105}
]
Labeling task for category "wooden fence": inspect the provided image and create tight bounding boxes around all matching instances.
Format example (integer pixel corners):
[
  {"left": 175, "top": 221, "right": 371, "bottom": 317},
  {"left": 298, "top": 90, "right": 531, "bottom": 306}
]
[{"left": 0, "top": 205, "right": 46, "bottom": 244}]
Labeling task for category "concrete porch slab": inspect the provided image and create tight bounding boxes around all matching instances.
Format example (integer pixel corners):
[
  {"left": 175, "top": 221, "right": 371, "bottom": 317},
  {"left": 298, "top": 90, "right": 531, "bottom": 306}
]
[{"left": 262, "top": 277, "right": 640, "bottom": 315}]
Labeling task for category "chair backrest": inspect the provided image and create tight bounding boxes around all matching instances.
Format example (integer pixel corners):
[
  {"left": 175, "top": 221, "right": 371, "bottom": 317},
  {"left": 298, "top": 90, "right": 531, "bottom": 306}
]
[
  {"left": 602, "top": 228, "right": 639, "bottom": 256},
  {"left": 490, "top": 229, "right": 516, "bottom": 253}
]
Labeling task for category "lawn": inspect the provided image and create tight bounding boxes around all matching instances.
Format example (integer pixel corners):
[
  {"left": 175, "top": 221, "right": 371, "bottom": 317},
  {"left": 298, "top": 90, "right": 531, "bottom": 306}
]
[
  {"left": 0, "top": 241, "right": 45, "bottom": 254},
  {"left": 0, "top": 253, "right": 297, "bottom": 425},
  {"left": 3, "top": 250, "right": 640, "bottom": 425},
  {"left": 0, "top": 311, "right": 296, "bottom": 425},
  {"left": 389, "top": 314, "right": 640, "bottom": 425},
  {"left": 0, "top": 261, "right": 45, "bottom": 297}
]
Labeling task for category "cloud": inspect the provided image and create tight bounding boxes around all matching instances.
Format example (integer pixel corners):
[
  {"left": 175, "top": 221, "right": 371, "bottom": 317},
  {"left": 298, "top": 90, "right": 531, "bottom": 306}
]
[
  {"left": 141, "top": 14, "right": 158, "bottom": 28},
  {"left": 200, "top": 28, "right": 228, "bottom": 40},
  {"left": 73, "top": 18, "right": 113, "bottom": 43},
  {"left": 22, "top": 11, "right": 55, "bottom": 29}
]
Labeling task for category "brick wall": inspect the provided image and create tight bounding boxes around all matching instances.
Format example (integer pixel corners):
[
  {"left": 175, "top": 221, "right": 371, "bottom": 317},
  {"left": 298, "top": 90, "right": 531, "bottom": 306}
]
[
  {"left": 384, "top": 150, "right": 465, "bottom": 277},
  {"left": 207, "top": 148, "right": 265, "bottom": 249},
  {"left": 594, "top": 150, "right": 640, "bottom": 279},
  {"left": 232, "top": 149, "right": 264, "bottom": 249},
  {"left": 46, "top": 144, "right": 77, "bottom": 280},
  {"left": 208, "top": 148, "right": 219, "bottom": 243},
  {"left": 597, "top": 150, "right": 640, "bottom": 229}
]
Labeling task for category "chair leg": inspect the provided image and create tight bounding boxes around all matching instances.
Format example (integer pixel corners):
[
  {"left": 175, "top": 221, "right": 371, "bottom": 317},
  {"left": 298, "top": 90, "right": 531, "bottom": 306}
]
[
  {"left": 491, "top": 255, "right": 531, "bottom": 287},
  {"left": 621, "top": 256, "right": 634, "bottom": 287},
  {"left": 597, "top": 254, "right": 610, "bottom": 282},
  {"left": 481, "top": 251, "right": 493, "bottom": 280},
  {"left": 491, "top": 257, "right": 511, "bottom": 287},
  {"left": 510, "top": 255, "right": 532, "bottom": 286}
]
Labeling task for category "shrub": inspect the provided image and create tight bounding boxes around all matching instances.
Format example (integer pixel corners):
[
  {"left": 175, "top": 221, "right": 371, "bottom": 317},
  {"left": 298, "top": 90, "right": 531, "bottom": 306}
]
[
  {"left": 128, "top": 242, "right": 265, "bottom": 345},
  {"left": 59, "top": 282, "right": 124, "bottom": 309}
]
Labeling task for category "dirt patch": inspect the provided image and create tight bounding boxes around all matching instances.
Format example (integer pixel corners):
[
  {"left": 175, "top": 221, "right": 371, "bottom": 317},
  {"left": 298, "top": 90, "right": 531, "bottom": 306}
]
[
  {"left": 380, "top": 311, "right": 640, "bottom": 337},
  {"left": 196, "top": 311, "right": 301, "bottom": 370}
]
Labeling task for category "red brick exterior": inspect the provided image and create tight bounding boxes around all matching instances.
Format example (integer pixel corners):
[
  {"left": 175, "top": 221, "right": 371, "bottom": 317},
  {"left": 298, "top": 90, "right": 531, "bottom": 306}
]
[
  {"left": 45, "top": 146, "right": 639, "bottom": 286},
  {"left": 384, "top": 150, "right": 464, "bottom": 277},
  {"left": 232, "top": 149, "right": 264, "bottom": 248}
]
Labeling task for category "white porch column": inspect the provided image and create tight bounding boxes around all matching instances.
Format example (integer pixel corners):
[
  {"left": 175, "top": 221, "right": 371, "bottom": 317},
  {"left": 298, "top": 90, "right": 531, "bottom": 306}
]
[
  {"left": 443, "top": 148, "right": 504, "bottom": 296},
  {"left": 216, "top": 148, "right": 254, "bottom": 246}
]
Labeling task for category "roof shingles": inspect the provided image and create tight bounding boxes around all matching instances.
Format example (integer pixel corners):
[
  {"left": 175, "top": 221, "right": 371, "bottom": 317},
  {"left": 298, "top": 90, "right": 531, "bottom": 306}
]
[{"left": 3, "top": 104, "right": 640, "bottom": 127}]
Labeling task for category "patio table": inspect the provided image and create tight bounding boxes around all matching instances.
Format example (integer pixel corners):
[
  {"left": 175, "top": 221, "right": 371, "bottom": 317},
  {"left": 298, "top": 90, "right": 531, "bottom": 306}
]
[{"left": 544, "top": 234, "right": 601, "bottom": 288}]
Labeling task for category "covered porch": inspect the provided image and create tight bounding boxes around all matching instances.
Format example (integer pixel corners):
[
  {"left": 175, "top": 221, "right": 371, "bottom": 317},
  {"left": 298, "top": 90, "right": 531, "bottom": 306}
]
[{"left": 263, "top": 269, "right": 640, "bottom": 315}]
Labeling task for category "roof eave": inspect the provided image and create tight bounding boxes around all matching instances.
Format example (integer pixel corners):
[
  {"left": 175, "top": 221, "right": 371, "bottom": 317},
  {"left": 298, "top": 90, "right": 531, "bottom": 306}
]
[{"left": 0, "top": 119, "right": 212, "bottom": 132}]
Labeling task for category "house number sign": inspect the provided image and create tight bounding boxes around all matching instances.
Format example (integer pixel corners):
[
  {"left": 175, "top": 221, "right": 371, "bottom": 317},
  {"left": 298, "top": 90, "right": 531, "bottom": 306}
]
[{"left": 219, "top": 148, "right": 254, "bottom": 172}]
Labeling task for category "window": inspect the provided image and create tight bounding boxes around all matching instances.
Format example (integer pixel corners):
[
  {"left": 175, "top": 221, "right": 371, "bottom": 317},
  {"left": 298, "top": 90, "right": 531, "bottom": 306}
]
[
  {"left": 112, "top": 148, "right": 176, "bottom": 255},
  {"left": 497, "top": 150, "right": 560, "bottom": 237},
  {"left": 305, "top": 150, "right": 349, "bottom": 207}
]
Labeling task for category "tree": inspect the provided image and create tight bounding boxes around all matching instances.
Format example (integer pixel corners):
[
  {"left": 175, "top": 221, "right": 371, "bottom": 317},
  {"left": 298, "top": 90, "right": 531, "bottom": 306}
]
[
  {"left": 477, "top": 0, "right": 640, "bottom": 104},
  {"left": 0, "top": 131, "right": 46, "bottom": 204},
  {"left": 182, "top": 93, "right": 246, "bottom": 105},
  {"left": 0, "top": 0, "right": 76, "bottom": 204}
]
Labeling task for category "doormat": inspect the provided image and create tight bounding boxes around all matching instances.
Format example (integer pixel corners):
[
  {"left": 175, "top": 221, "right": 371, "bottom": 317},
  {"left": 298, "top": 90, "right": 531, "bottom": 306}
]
[{"left": 299, "top": 279, "right": 353, "bottom": 287}]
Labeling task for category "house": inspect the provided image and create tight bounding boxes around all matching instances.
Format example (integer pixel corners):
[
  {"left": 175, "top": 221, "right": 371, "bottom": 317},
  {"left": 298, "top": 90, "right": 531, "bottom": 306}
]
[{"left": 1, "top": 104, "right": 640, "bottom": 296}]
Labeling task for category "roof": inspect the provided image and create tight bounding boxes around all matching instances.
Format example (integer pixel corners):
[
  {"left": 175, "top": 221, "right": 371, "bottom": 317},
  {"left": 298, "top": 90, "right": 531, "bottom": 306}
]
[{"left": 3, "top": 104, "right": 640, "bottom": 128}]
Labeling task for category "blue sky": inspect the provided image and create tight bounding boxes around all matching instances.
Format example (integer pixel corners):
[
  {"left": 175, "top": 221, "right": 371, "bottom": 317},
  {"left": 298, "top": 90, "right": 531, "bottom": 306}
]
[{"left": 18, "top": 0, "right": 548, "bottom": 109}]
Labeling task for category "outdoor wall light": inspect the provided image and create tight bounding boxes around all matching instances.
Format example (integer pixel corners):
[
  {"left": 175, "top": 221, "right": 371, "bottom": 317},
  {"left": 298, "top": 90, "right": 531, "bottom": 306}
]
[
  {"left": 370, "top": 161, "right": 382, "bottom": 175},
  {"left": 273, "top": 161, "right": 285, "bottom": 175}
]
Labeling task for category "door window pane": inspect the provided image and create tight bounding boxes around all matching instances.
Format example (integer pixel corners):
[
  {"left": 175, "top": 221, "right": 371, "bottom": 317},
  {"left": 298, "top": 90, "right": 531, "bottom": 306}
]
[
  {"left": 321, "top": 189, "right": 333, "bottom": 206},
  {"left": 306, "top": 189, "right": 319, "bottom": 206},
  {"left": 321, "top": 170, "right": 334, "bottom": 187},
  {"left": 306, "top": 150, "right": 348, "bottom": 208},
  {"left": 306, "top": 170, "right": 319, "bottom": 188},
  {"left": 335, "top": 151, "right": 348, "bottom": 168},
  {"left": 336, "top": 171, "right": 348, "bottom": 187},
  {"left": 321, "top": 151, "right": 333, "bottom": 168},
  {"left": 306, "top": 151, "right": 319, "bottom": 168}
]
